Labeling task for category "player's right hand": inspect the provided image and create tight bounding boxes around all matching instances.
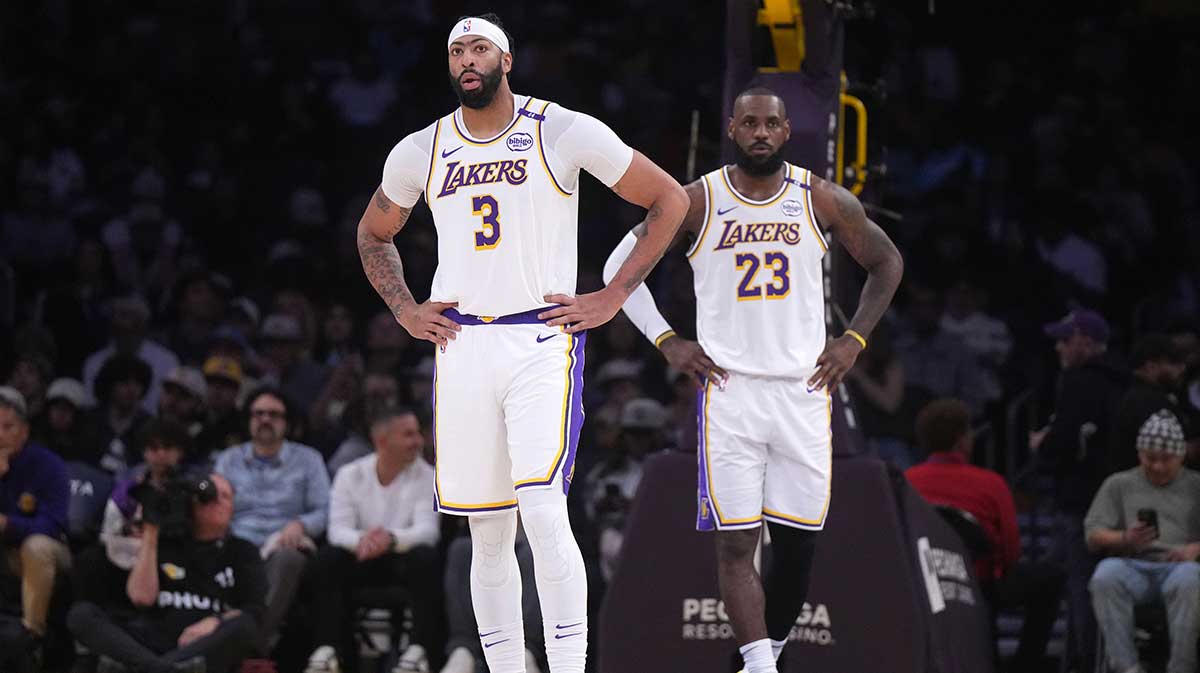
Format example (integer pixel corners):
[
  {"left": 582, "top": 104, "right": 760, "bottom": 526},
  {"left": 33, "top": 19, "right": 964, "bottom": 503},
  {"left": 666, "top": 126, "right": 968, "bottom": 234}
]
[
  {"left": 398, "top": 300, "right": 461, "bottom": 347},
  {"left": 659, "top": 335, "right": 728, "bottom": 387}
]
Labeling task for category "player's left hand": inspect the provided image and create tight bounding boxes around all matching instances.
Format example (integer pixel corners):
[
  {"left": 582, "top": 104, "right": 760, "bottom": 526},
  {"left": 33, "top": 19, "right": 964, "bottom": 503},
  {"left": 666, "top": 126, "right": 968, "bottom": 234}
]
[
  {"left": 807, "top": 335, "right": 864, "bottom": 392},
  {"left": 539, "top": 290, "right": 623, "bottom": 333}
]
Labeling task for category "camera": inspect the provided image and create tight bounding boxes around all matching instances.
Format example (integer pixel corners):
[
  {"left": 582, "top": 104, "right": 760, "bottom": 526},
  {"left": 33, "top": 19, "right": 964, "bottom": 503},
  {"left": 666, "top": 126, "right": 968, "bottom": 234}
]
[{"left": 129, "top": 469, "right": 218, "bottom": 540}]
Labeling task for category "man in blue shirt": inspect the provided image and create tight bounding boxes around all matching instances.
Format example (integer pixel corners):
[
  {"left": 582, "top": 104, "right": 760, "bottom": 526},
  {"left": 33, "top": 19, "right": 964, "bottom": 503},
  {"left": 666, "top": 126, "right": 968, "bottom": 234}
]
[
  {"left": 213, "top": 387, "right": 329, "bottom": 653},
  {"left": 0, "top": 385, "right": 71, "bottom": 663}
]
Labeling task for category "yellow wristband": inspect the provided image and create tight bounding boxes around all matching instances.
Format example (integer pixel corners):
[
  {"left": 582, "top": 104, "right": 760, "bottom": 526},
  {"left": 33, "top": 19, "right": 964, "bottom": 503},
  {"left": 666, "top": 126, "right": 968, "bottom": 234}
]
[
  {"left": 654, "top": 330, "right": 677, "bottom": 349},
  {"left": 844, "top": 329, "right": 867, "bottom": 350}
]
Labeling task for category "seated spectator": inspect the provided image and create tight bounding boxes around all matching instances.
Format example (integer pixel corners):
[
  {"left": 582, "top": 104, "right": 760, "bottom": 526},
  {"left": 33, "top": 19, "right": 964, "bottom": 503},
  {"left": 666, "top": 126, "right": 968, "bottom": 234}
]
[
  {"left": 1110, "top": 334, "right": 1193, "bottom": 474},
  {"left": 326, "top": 369, "right": 402, "bottom": 477},
  {"left": 584, "top": 398, "right": 668, "bottom": 582},
  {"left": 99, "top": 419, "right": 193, "bottom": 574},
  {"left": 1086, "top": 410, "right": 1200, "bottom": 673},
  {"left": 83, "top": 294, "right": 179, "bottom": 414},
  {"left": 895, "top": 284, "right": 987, "bottom": 416},
  {"left": 5, "top": 351, "right": 53, "bottom": 421},
  {"left": 906, "top": 398, "right": 1062, "bottom": 671},
  {"left": 193, "top": 356, "right": 246, "bottom": 462},
  {"left": 940, "top": 279, "right": 1012, "bottom": 405},
  {"left": 158, "top": 366, "right": 208, "bottom": 439},
  {"left": 33, "top": 377, "right": 97, "bottom": 463},
  {"left": 90, "top": 354, "right": 155, "bottom": 474},
  {"left": 214, "top": 387, "right": 329, "bottom": 653},
  {"left": 1031, "top": 309, "right": 1127, "bottom": 672},
  {"left": 305, "top": 407, "right": 440, "bottom": 673},
  {"left": 67, "top": 473, "right": 263, "bottom": 673},
  {"left": 0, "top": 386, "right": 70, "bottom": 663},
  {"left": 846, "top": 322, "right": 912, "bottom": 468},
  {"left": 257, "top": 314, "right": 328, "bottom": 416}
]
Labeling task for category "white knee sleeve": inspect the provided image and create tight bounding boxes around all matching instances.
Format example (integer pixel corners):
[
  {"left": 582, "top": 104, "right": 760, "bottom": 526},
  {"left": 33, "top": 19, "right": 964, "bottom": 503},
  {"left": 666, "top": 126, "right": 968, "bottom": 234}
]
[
  {"left": 517, "top": 488, "right": 588, "bottom": 617},
  {"left": 470, "top": 511, "right": 519, "bottom": 589}
]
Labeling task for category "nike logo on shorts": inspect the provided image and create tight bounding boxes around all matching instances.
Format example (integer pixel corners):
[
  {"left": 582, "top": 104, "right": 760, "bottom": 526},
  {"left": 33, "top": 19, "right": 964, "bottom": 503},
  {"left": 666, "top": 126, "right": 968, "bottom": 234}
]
[
  {"left": 717, "top": 206, "right": 738, "bottom": 215},
  {"left": 442, "top": 146, "right": 464, "bottom": 158},
  {"left": 536, "top": 333, "right": 558, "bottom": 343}
]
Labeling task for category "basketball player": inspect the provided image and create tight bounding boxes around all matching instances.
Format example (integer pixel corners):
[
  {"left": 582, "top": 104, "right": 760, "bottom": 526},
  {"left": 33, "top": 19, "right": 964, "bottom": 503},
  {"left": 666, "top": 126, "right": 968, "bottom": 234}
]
[
  {"left": 356, "top": 14, "right": 687, "bottom": 673},
  {"left": 602, "top": 88, "right": 903, "bottom": 673}
]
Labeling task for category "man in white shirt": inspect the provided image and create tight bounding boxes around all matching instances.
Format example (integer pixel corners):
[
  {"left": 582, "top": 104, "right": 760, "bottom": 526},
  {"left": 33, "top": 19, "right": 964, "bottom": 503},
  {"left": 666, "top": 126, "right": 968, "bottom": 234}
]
[
  {"left": 304, "top": 407, "right": 440, "bottom": 673},
  {"left": 83, "top": 294, "right": 179, "bottom": 414}
]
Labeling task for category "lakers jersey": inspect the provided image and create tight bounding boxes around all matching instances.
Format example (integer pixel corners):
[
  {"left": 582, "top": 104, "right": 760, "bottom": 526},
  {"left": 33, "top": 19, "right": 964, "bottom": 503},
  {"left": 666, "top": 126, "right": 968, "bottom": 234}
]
[
  {"left": 380, "top": 94, "right": 634, "bottom": 317},
  {"left": 687, "top": 163, "right": 828, "bottom": 379}
]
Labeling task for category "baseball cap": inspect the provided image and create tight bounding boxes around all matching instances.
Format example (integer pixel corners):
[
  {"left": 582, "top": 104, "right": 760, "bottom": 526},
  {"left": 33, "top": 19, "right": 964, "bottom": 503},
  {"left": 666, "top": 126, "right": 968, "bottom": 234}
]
[
  {"left": 0, "top": 386, "right": 28, "bottom": 419},
  {"left": 1044, "top": 309, "right": 1110, "bottom": 343},
  {"left": 620, "top": 398, "right": 668, "bottom": 431},
  {"left": 260, "top": 314, "right": 303, "bottom": 342},
  {"left": 203, "top": 356, "right": 244, "bottom": 385},
  {"left": 46, "top": 378, "right": 91, "bottom": 409},
  {"left": 1137, "top": 410, "right": 1187, "bottom": 456},
  {"left": 163, "top": 366, "right": 207, "bottom": 399}
]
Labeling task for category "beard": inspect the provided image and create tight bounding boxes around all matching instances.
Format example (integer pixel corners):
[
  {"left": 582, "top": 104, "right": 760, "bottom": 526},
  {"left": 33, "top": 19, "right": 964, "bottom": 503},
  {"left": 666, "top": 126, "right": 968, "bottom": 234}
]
[
  {"left": 449, "top": 65, "right": 504, "bottom": 109},
  {"left": 733, "top": 142, "right": 786, "bottom": 177}
]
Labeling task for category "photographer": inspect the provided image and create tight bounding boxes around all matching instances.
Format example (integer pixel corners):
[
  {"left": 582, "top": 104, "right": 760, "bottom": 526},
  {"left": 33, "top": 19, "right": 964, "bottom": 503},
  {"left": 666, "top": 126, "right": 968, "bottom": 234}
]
[
  {"left": 1086, "top": 410, "right": 1200, "bottom": 673},
  {"left": 67, "top": 473, "right": 265, "bottom": 673}
]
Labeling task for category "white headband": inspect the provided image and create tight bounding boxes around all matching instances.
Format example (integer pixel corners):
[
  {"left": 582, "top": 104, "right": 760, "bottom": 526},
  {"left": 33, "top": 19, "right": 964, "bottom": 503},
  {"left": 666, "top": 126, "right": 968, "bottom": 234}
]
[{"left": 447, "top": 17, "right": 510, "bottom": 54}]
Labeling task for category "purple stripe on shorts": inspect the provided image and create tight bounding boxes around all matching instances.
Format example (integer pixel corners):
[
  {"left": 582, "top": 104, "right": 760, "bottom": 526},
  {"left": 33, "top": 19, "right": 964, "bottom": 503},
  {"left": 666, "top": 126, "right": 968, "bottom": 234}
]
[
  {"left": 561, "top": 332, "right": 587, "bottom": 495},
  {"left": 695, "top": 379, "right": 716, "bottom": 531},
  {"left": 438, "top": 501, "right": 519, "bottom": 514},
  {"left": 443, "top": 307, "right": 554, "bottom": 326},
  {"left": 431, "top": 354, "right": 441, "bottom": 510}
]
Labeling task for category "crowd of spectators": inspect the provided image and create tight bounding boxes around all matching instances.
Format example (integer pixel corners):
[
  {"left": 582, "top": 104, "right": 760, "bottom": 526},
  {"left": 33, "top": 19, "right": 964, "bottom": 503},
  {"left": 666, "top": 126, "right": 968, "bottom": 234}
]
[{"left": 1, "top": 1, "right": 1199, "bottom": 673}]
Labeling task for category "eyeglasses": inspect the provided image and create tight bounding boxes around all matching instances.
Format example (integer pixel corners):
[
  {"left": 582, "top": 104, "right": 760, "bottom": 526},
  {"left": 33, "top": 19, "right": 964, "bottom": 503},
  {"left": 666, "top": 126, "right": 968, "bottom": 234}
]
[{"left": 251, "top": 409, "right": 286, "bottom": 420}]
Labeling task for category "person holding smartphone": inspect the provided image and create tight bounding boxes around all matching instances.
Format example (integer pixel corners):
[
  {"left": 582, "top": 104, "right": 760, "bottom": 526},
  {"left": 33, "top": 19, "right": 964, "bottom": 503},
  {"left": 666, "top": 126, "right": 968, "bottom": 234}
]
[{"left": 1085, "top": 409, "right": 1200, "bottom": 673}]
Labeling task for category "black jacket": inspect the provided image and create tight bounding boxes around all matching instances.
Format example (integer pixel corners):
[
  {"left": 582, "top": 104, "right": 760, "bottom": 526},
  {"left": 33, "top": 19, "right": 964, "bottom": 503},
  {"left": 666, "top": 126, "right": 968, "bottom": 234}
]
[
  {"left": 1037, "top": 353, "right": 1129, "bottom": 513},
  {"left": 1109, "top": 379, "right": 1196, "bottom": 474}
]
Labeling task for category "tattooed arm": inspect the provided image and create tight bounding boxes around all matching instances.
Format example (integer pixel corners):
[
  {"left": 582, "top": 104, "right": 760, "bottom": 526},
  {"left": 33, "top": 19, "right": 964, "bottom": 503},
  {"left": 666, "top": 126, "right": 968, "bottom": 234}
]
[
  {"left": 540, "top": 150, "right": 689, "bottom": 332},
  {"left": 805, "top": 177, "right": 904, "bottom": 391},
  {"left": 357, "top": 187, "right": 460, "bottom": 346}
]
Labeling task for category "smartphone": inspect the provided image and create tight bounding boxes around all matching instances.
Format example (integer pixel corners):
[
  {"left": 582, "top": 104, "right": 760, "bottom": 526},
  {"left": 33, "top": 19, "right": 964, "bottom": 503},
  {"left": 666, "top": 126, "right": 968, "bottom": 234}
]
[{"left": 1137, "top": 508, "right": 1159, "bottom": 538}]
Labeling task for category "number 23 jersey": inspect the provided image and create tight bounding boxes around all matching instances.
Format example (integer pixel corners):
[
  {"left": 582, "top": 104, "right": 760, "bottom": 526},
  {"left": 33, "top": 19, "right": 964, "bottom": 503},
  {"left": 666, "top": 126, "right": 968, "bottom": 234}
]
[
  {"left": 381, "top": 95, "right": 634, "bottom": 317},
  {"left": 687, "top": 163, "right": 829, "bottom": 379}
]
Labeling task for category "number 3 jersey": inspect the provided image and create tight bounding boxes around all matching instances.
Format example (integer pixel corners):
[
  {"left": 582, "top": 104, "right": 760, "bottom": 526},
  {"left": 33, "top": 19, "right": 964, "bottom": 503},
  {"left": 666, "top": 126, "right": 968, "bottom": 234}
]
[
  {"left": 381, "top": 94, "right": 634, "bottom": 317},
  {"left": 687, "top": 163, "right": 829, "bottom": 379}
]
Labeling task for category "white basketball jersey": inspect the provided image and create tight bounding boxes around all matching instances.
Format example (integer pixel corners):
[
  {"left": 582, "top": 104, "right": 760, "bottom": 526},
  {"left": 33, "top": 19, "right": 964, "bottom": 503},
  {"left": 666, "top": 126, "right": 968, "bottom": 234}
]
[
  {"left": 687, "top": 163, "right": 828, "bottom": 379},
  {"left": 424, "top": 96, "right": 578, "bottom": 316}
]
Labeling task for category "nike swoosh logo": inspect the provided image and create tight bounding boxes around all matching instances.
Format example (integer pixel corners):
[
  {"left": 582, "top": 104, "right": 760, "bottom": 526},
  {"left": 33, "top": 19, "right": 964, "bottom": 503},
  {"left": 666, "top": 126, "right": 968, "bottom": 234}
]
[
  {"left": 556, "top": 622, "right": 583, "bottom": 629},
  {"left": 441, "top": 146, "right": 464, "bottom": 158},
  {"left": 478, "top": 630, "right": 502, "bottom": 638},
  {"left": 536, "top": 334, "right": 558, "bottom": 343},
  {"left": 554, "top": 633, "right": 581, "bottom": 639},
  {"left": 717, "top": 206, "right": 738, "bottom": 215},
  {"left": 484, "top": 639, "right": 510, "bottom": 648}
]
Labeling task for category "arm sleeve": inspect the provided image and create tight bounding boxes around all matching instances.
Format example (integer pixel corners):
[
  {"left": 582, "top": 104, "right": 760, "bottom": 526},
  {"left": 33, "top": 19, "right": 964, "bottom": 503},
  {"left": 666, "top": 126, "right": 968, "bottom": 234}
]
[
  {"left": 4, "top": 455, "right": 69, "bottom": 544},
  {"left": 326, "top": 468, "right": 362, "bottom": 552},
  {"left": 1084, "top": 475, "right": 1122, "bottom": 534},
  {"left": 602, "top": 230, "right": 675, "bottom": 345},
  {"left": 389, "top": 481, "right": 440, "bottom": 552},
  {"left": 298, "top": 453, "right": 331, "bottom": 537},
  {"left": 380, "top": 130, "right": 433, "bottom": 208},
  {"left": 548, "top": 108, "right": 634, "bottom": 188}
]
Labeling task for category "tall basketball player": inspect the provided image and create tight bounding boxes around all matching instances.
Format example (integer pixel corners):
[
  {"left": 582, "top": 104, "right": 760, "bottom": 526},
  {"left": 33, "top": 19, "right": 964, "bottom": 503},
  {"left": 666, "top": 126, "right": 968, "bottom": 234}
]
[
  {"left": 603, "top": 88, "right": 903, "bottom": 673},
  {"left": 356, "top": 14, "right": 687, "bottom": 673}
]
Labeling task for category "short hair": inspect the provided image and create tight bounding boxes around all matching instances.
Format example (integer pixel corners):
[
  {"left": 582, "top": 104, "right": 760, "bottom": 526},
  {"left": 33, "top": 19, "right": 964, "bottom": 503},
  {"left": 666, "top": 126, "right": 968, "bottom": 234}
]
[
  {"left": 137, "top": 418, "right": 191, "bottom": 455},
  {"left": 95, "top": 354, "right": 153, "bottom": 402},
  {"left": 459, "top": 12, "right": 515, "bottom": 53},
  {"left": 368, "top": 405, "right": 417, "bottom": 434},
  {"left": 734, "top": 87, "right": 786, "bottom": 114},
  {"left": 1131, "top": 333, "right": 1182, "bottom": 369},
  {"left": 243, "top": 385, "right": 292, "bottom": 422},
  {"left": 916, "top": 399, "right": 971, "bottom": 454}
]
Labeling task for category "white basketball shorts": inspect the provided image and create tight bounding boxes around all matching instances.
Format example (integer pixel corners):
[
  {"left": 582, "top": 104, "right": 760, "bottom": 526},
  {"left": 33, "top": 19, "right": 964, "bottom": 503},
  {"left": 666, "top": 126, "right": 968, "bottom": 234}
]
[
  {"left": 432, "top": 307, "right": 585, "bottom": 515},
  {"left": 696, "top": 373, "right": 832, "bottom": 531}
]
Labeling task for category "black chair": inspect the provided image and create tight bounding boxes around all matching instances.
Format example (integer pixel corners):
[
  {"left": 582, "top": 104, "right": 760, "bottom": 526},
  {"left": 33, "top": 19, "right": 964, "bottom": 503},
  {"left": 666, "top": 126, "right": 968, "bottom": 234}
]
[
  {"left": 349, "top": 585, "right": 414, "bottom": 672},
  {"left": 936, "top": 505, "right": 993, "bottom": 562}
]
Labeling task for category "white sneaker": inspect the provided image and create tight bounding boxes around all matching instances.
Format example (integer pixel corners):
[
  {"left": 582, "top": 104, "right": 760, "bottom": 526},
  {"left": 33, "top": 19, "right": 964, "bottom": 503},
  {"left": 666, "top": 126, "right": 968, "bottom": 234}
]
[
  {"left": 524, "top": 649, "right": 543, "bottom": 673},
  {"left": 438, "top": 647, "right": 476, "bottom": 673},
  {"left": 304, "top": 646, "right": 340, "bottom": 673},
  {"left": 394, "top": 644, "right": 430, "bottom": 673}
]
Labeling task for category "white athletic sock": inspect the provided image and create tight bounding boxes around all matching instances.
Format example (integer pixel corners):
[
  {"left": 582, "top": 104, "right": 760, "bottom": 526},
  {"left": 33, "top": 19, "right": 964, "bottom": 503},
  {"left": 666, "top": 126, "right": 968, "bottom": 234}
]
[
  {"left": 770, "top": 637, "right": 787, "bottom": 661},
  {"left": 477, "top": 620, "right": 525, "bottom": 673},
  {"left": 468, "top": 513, "right": 525, "bottom": 673},
  {"left": 739, "top": 639, "right": 778, "bottom": 673},
  {"left": 518, "top": 488, "right": 588, "bottom": 673}
]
